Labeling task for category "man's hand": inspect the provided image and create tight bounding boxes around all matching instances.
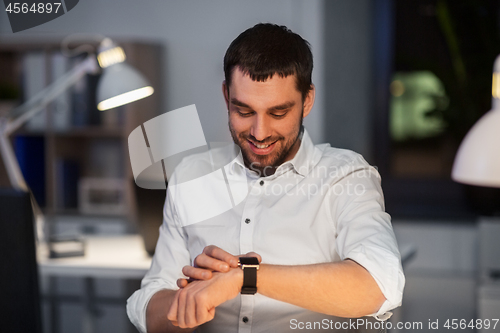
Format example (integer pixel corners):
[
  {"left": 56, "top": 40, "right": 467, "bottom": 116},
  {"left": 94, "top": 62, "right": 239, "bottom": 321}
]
[
  {"left": 177, "top": 245, "right": 262, "bottom": 288},
  {"left": 168, "top": 246, "right": 261, "bottom": 328},
  {"left": 167, "top": 268, "right": 243, "bottom": 328}
]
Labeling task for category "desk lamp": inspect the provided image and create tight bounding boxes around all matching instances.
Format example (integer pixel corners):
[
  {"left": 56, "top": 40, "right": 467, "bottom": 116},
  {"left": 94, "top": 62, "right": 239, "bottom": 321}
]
[
  {"left": 0, "top": 37, "right": 154, "bottom": 239},
  {"left": 452, "top": 54, "right": 500, "bottom": 188},
  {"left": 452, "top": 54, "right": 500, "bottom": 324}
]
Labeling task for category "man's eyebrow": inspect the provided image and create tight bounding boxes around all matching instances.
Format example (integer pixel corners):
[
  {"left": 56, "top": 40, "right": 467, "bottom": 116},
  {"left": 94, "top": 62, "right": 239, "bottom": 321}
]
[
  {"left": 268, "top": 101, "right": 295, "bottom": 111},
  {"left": 230, "top": 98, "right": 295, "bottom": 112},
  {"left": 230, "top": 98, "right": 251, "bottom": 109}
]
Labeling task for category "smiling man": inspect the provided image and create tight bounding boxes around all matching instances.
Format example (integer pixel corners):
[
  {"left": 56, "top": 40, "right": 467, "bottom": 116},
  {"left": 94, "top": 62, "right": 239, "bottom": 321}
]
[{"left": 127, "top": 23, "right": 405, "bottom": 333}]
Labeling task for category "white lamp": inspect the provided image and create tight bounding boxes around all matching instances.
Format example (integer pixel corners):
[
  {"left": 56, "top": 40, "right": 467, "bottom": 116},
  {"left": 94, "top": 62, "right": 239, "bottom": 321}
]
[
  {"left": 0, "top": 37, "right": 154, "bottom": 236},
  {"left": 452, "top": 55, "right": 500, "bottom": 188},
  {"left": 96, "top": 38, "right": 154, "bottom": 110},
  {"left": 453, "top": 57, "right": 500, "bottom": 328}
]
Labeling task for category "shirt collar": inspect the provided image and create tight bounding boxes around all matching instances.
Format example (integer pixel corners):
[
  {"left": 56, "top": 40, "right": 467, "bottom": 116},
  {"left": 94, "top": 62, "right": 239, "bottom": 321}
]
[
  {"left": 228, "top": 128, "right": 322, "bottom": 178},
  {"left": 280, "top": 128, "right": 321, "bottom": 177}
]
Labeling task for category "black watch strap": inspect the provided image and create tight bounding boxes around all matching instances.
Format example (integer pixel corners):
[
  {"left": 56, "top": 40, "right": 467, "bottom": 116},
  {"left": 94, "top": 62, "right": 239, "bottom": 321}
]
[{"left": 239, "top": 257, "right": 259, "bottom": 295}]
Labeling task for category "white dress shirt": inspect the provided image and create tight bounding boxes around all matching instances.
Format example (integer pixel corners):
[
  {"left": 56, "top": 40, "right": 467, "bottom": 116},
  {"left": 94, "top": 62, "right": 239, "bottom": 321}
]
[{"left": 127, "top": 129, "right": 405, "bottom": 333}]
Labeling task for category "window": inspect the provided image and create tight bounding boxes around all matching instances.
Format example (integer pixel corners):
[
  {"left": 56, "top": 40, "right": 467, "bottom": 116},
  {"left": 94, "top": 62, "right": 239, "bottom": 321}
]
[{"left": 373, "top": 0, "right": 500, "bottom": 218}]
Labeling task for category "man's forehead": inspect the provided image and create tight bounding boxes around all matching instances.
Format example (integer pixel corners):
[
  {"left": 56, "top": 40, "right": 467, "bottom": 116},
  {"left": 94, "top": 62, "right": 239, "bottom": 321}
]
[{"left": 227, "top": 67, "right": 301, "bottom": 98}]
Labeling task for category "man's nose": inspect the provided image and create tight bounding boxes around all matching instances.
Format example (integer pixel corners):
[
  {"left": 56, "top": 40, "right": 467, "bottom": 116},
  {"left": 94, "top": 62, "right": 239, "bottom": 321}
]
[{"left": 250, "top": 115, "right": 271, "bottom": 142}]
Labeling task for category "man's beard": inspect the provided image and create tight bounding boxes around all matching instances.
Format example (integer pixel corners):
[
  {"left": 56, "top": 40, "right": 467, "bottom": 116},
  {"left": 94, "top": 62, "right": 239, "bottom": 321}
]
[{"left": 229, "top": 116, "right": 303, "bottom": 176}]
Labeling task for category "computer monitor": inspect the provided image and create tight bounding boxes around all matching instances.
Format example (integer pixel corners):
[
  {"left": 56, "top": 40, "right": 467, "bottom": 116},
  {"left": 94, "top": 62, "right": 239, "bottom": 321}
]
[
  {"left": 134, "top": 184, "right": 165, "bottom": 256},
  {"left": 0, "top": 188, "right": 42, "bottom": 333}
]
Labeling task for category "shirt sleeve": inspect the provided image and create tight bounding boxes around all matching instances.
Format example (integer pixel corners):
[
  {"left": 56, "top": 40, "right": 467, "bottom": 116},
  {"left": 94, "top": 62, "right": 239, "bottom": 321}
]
[
  {"left": 329, "top": 162, "right": 405, "bottom": 320},
  {"left": 126, "top": 187, "right": 192, "bottom": 333}
]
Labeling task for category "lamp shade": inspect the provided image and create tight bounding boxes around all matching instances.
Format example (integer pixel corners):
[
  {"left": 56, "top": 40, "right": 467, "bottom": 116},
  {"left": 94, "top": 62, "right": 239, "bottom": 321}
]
[
  {"left": 452, "top": 54, "right": 500, "bottom": 188},
  {"left": 451, "top": 108, "right": 500, "bottom": 187},
  {"left": 96, "top": 62, "right": 154, "bottom": 111},
  {"left": 95, "top": 38, "right": 153, "bottom": 111}
]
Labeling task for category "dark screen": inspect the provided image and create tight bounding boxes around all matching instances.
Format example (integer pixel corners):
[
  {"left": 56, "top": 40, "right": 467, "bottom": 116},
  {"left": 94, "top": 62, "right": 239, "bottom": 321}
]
[{"left": 0, "top": 188, "right": 42, "bottom": 333}]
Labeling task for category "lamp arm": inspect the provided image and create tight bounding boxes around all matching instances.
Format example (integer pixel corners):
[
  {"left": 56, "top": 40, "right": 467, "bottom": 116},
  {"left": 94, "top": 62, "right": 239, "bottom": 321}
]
[
  {"left": 5, "top": 55, "right": 100, "bottom": 135},
  {"left": 0, "top": 54, "right": 99, "bottom": 243},
  {"left": 0, "top": 131, "right": 27, "bottom": 191}
]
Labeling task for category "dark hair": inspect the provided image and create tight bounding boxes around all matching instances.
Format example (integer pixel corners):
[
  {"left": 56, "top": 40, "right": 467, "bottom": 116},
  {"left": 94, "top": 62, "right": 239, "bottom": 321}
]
[{"left": 224, "top": 23, "right": 313, "bottom": 100}]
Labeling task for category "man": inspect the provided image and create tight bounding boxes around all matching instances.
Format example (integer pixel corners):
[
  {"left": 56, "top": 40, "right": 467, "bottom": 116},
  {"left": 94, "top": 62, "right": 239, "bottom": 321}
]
[{"left": 127, "top": 23, "right": 405, "bottom": 333}]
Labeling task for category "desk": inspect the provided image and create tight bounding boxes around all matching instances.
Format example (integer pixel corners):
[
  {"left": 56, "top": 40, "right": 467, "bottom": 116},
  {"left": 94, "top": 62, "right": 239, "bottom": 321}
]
[
  {"left": 37, "top": 235, "right": 152, "bottom": 333},
  {"left": 38, "top": 235, "right": 152, "bottom": 278}
]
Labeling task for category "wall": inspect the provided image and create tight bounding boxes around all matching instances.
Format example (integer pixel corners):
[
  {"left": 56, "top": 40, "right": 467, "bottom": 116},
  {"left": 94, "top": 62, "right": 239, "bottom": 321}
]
[
  {"left": 0, "top": 0, "right": 325, "bottom": 144},
  {"left": 324, "top": 0, "right": 374, "bottom": 159}
]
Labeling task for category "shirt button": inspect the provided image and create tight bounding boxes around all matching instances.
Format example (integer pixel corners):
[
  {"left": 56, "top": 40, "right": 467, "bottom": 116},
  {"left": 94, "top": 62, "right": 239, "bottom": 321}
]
[
  {"left": 245, "top": 218, "right": 251, "bottom": 224},
  {"left": 242, "top": 316, "right": 249, "bottom": 323},
  {"left": 259, "top": 180, "right": 264, "bottom": 186}
]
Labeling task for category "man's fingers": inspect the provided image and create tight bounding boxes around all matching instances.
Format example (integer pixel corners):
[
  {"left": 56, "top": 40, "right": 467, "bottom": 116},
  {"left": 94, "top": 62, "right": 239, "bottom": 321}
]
[
  {"left": 177, "top": 278, "right": 189, "bottom": 288},
  {"left": 166, "top": 290, "right": 180, "bottom": 322},
  {"left": 177, "top": 289, "right": 187, "bottom": 328},
  {"left": 208, "top": 307, "right": 215, "bottom": 321},
  {"left": 194, "top": 253, "right": 233, "bottom": 272},
  {"left": 244, "top": 251, "right": 262, "bottom": 263},
  {"left": 182, "top": 265, "right": 213, "bottom": 280},
  {"left": 185, "top": 291, "right": 197, "bottom": 328},
  {"left": 202, "top": 245, "right": 238, "bottom": 267},
  {"left": 195, "top": 293, "right": 213, "bottom": 325}
]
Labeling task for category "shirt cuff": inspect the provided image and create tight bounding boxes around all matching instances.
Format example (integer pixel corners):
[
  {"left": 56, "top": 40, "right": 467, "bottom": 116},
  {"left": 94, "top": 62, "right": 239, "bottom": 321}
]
[
  {"left": 345, "top": 245, "right": 405, "bottom": 319},
  {"left": 126, "top": 284, "right": 172, "bottom": 333}
]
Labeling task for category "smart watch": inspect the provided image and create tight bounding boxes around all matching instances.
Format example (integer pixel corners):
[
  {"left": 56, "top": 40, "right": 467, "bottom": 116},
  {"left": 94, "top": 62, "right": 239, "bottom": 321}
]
[{"left": 238, "top": 257, "right": 259, "bottom": 295}]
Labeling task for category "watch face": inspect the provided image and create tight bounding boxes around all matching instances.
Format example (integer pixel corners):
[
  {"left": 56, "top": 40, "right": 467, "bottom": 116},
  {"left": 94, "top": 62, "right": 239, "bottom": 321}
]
[{"left": 239, "top": 257, "right": 259, "bottom": 265}]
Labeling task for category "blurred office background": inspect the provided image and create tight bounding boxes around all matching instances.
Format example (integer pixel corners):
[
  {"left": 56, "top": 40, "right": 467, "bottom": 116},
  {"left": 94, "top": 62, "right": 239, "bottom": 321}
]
[{"left": 1, "top": 0, "right": 500, "bottom": 332}]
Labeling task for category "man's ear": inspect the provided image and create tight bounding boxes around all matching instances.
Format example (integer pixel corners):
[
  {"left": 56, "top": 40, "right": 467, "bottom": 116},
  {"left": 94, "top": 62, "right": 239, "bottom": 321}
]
[
  {"left": 222, "top": 81, "right": 230, "bottom": 110},
  {"left": 302, "top": 84, "right": 316, "bottom": 119}
]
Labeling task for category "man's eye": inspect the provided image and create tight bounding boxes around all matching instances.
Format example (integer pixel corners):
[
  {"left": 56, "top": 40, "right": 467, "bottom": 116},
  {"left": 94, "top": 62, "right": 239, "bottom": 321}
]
[
  {"left": 237, "top": 110, "right": 253, "bottom": 117},
  {"left": 271, "top": 113, "right": 287, "bottom": 118}
]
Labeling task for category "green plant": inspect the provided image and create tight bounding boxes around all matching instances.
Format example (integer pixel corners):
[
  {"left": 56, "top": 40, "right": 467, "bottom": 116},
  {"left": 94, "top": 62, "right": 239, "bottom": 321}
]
[{"left": 426, "top": 0, "right": 500, "bottom": 140}]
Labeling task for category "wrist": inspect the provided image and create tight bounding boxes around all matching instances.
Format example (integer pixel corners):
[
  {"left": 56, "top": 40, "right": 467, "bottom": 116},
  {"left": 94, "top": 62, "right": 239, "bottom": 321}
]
[
  {"left": 256, "top": 263, "right": 264, "bottom": 289},
  {"left": 230, "top": 267, "right": 244, "bottom": 291}
]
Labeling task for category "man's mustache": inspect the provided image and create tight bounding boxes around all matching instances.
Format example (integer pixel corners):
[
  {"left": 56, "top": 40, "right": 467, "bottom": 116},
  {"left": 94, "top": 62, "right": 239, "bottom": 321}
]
[{"left": 240, "top": 134, "right": 284, "bottom": 146}]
